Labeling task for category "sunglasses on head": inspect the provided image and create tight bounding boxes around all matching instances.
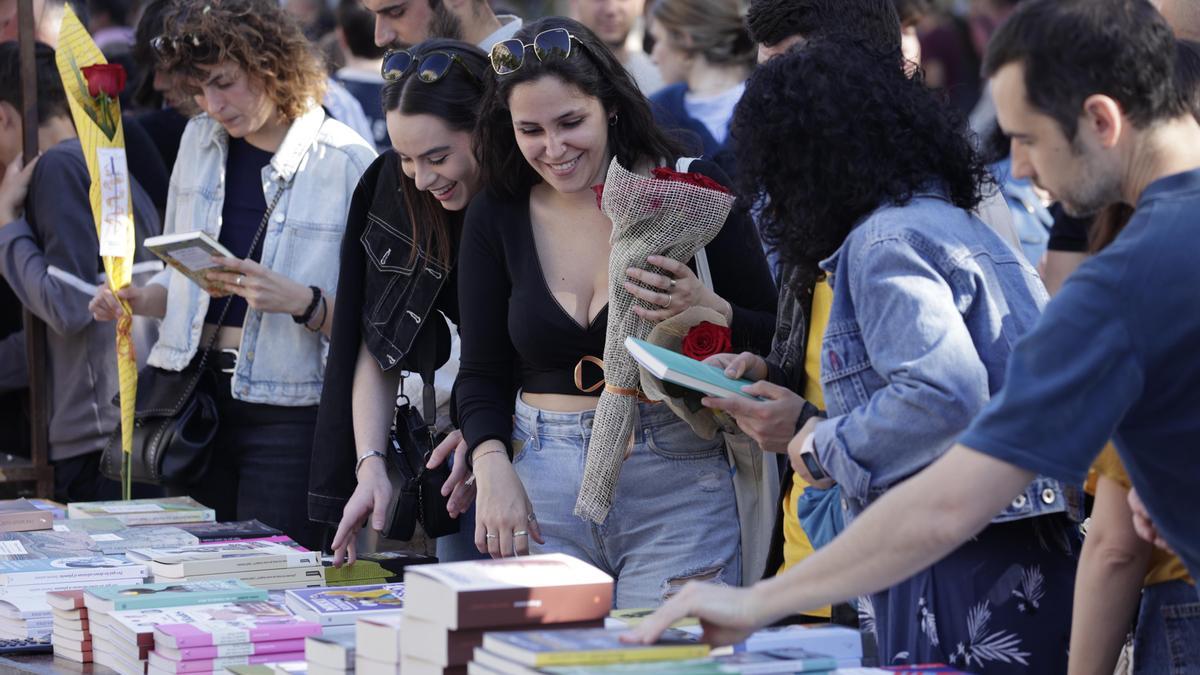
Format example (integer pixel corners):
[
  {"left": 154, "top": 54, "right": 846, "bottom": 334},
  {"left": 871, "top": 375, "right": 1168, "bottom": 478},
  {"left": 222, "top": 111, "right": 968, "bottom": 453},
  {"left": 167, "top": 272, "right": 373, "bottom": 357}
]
[
  {"left": 490, "top": 28, "right": 581, "bottom": 76},
  {"left": 381, "top": 49, "right": 479, "bottom": 84}
]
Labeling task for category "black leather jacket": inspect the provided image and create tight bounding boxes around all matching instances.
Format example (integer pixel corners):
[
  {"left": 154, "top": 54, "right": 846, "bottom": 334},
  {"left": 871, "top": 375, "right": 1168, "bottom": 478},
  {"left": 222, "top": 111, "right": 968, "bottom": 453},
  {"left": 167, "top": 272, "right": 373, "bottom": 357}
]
[{"left": 308, "top": 151, "right": 457, "bottom": 527}]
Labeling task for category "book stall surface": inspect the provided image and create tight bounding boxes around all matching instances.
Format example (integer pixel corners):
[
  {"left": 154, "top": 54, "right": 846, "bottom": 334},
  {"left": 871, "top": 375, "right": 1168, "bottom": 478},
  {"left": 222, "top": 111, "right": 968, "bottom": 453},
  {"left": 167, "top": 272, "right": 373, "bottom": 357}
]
[
  {"left": 404, "top": 553, "right": 614, "bottom": 630},
  {"left": 143, "top": 230, "right": 236, "bottom": 290},
  {"left": 480, "top": 627, "right": 709, "bottom": 667},
  {"left": 0, "top": 498, "right": 54, "bottom": 532},
  {"left": 85, "top": 578, "right": 268, "bottom": 612},
  {"left": 284, "top": 583, "right": 404, "bottom": 626},
  {"left": 126, "top": 540, "right": 320, "bottom": 578},
  {"left": 67, "top": 497, "right": 217, "bottom": 526}
]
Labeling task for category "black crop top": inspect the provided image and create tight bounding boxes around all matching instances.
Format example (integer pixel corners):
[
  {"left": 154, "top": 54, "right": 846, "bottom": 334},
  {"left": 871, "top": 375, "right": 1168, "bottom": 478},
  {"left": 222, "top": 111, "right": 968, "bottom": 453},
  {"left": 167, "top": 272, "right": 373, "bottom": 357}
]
[{"left": 455, "top": 159, "right": 779, "bottom": 454}]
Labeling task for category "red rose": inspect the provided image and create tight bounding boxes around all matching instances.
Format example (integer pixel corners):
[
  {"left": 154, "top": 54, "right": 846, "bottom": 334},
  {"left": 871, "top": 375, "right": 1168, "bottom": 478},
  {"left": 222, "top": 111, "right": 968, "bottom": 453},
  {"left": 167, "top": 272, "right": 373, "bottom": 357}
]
[
  {"left": 650, "top": 166, "right": 733, "bottom": 195},
  {"left": 681, "top": 321, "right": 732, "bottom": 361},
  {"left": 82, "top": 64, "right": 127, "bottom": 98}
]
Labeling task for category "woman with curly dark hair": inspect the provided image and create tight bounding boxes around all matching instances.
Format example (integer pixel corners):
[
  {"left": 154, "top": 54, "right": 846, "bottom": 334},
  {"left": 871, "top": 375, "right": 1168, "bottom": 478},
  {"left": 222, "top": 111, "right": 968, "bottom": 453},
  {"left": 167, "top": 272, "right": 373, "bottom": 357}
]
[
  {"left": 698, "top": 40, "right": 1080, "bottom": 671},
  {"left": 91, "top": 0, "right": 376, "bottom": 549}
]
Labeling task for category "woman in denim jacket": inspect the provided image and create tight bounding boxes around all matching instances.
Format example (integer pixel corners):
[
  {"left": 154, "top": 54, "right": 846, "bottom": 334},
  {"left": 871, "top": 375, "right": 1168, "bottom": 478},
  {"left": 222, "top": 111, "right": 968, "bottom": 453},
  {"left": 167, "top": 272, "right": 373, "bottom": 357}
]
[
  {"left": 312, "top": 42, "right": 493, "bottom": 565},
  {"left": 707, "top": 42, "right": 1080, "bottom": 672},
  {"left": 90, "top": 0, "right": 376, "bottom": 550}
]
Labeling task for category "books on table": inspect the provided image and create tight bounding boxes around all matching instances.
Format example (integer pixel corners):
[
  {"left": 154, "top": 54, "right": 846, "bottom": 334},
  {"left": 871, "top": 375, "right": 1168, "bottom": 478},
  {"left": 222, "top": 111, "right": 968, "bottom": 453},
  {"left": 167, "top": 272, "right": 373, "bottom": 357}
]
[
  {"left": 732, "top": 623, "right": 864, "bottom": 665},
  {"left": 304, "top": 625, "right": 356, "bottom": 672},
  {"left": 0, "top": 498, "right": 54, "bottom": 532},
  {"left": 322, "top": 550, "right": 436, "bottom": 585},
  {"left": 624, "top": 336, "right": 759, "bottom": 400},
  {"left": 143, "top": 231, "right": 236, "bottom": 290},
  {"left": 48, "top": 590, "right": 92, "bottom": 662},
  {"left": 175, "top": 519, "right": 283, "bottom": 543},
  {"left": 67, "top": 497, "right": 216, "bottom": 526},
  {"left": 284, "top": 583, "right": 404, "bottom": 626},
  {"left": 403, "top": 614, "right": 606, "bottom": 669},
  {"left": 151, "top": 601, "right": 322, "bottom": 649},
  {"left": 2, "top": 518, "right": 199, "bottom": 557},
  {"left": 405, "top": 553, "right": 613, "bottom": 630},
  {"left": 0, "top": 554, "right": 146, "bottom": 586},
  {"left": 480, "top": 628, "right": 708, "bottom": 668},
  {"left": 126, "top": 540, "right": 320, "bottom": 579},
  {"left": 84, "top": 578, "right": 268, "bottom": 613}
]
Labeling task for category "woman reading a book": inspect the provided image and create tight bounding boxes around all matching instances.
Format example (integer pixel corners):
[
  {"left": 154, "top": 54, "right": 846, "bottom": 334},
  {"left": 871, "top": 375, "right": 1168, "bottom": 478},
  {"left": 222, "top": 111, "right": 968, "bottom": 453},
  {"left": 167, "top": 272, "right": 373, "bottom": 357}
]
[
  {"left": 456, "top": 17, "right": 776, "bottom": 608},
  {"left": 316, "top": 40, "right": 493, "bottom": 565},
  {"left": 88, "top": 0, "right": 376, "bottom": 551},
  {"left": 634, "top": 40, "right": 1080, "bottom": 671}
]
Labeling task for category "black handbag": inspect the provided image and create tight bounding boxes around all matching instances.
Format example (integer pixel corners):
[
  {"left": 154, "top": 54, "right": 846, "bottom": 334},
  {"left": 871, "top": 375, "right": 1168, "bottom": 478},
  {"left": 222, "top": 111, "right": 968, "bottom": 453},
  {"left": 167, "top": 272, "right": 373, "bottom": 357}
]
[
  {"left": 100, "top": 184, "right": 287, "bottom": 487},
  {"left": 381, "top": 321, "right": 460, "bottom": 540}
]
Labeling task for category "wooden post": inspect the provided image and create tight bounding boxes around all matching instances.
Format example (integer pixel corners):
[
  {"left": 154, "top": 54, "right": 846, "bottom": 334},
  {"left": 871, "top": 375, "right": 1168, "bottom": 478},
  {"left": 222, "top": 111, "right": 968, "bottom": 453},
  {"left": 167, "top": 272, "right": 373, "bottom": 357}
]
[{"left": 17, "top": 0, "right": 55, "bottom": 498}]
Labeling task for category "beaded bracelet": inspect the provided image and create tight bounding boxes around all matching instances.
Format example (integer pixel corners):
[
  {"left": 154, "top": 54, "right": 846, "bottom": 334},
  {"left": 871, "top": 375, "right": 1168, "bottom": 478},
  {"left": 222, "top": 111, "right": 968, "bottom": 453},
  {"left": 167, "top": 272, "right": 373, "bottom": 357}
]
[{"left": 293, "top": 286, "right": 321, "bottom": 325}]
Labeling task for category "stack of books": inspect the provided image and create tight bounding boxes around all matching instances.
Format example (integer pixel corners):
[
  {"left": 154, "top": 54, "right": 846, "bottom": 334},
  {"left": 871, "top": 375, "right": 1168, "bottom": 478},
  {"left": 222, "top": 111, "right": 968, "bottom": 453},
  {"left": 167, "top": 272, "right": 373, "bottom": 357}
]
[
  {"left": 2, "top": 517, "right": 199, "bottom": 557},
  {"left": 84, "top": 579, "right": 268, "bottom": 675},
  {"left": 67, "top": 497, "right": 216, "bottom": 526},
  {"left": 466, "top": 627, "right": 714, "bottom": 674},
  {"left": 304, "top": 627, "right": 357, "bottom": 675},
  {"left": 728, "top": 624, "right": 865, "bottom": 668},
  {"left": 47, "top": 589, "right": 91, "bottom": 663},
  {"left": 147, "top": 601, "right": 322, "bottom": 674},
  {"left": 175, "top": 520, "right": 283, "bottom": 543},
  {"left": 0, "top": 553, "right": 147, "bottom": 638},
  {"left": 0, "top": 498, "right": 54, "bottom": 532},
  {"left": 354, "top": 614, "right": 405, "bottom": 674},
  {"left": 126, "top": 541, "right": 324, "bottom": 590},
  {"left": 323, "top": 550, "right": 436, "bottom": 587},
  {"left": 284, "top": 583, "right": 405, "bottom": 626},
  {"left": 0, "top": 593, "right": 54, "bottom": 639},
  {"left": 396, "top": 553, "right": 614, "bottom": 675}
]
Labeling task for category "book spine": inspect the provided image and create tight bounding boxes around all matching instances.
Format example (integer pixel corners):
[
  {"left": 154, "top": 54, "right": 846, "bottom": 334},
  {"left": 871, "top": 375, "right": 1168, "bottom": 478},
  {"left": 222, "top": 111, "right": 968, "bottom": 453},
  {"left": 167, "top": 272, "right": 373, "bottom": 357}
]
[
  {"left": 172, "top": 637, "right": 306, "bottom": 660},
  {"left": 160, "top": 552, "right": 319, "bottom": 577},
  {"left": 0, "top": 566, "right": 147, "bottom": 586},
  {"left": 115, "top": 511, "right": 216, "bottom": 526},
  {"left": 532, "top": 646, "right": 711, "bottom": 667},
  {"left": 167, "top": 650, "right": 306, "bottom": 673},
  {"left": 0, "top": 512, "right": 54, "bottom": 532},
  {"left": 448, "top": 582, "right": 614, "bottom": 630}
]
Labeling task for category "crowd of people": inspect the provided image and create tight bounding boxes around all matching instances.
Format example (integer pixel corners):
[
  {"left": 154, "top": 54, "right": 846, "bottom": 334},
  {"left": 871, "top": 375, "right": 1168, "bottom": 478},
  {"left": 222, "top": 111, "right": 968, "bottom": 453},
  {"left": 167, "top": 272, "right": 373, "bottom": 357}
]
[{"left": 1, "top": 0, "right": 1198, "bottom": 673}]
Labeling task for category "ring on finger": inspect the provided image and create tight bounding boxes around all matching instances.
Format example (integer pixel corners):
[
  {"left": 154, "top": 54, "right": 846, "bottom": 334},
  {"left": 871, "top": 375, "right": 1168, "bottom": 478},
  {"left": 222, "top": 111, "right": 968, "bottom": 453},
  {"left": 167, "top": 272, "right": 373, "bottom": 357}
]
[
  {"left": 485, "top": 533, "right": 497, "bottom": 540},
  {"left": 514, "top": 530, "right": 528, "bottom": 537},
  {"left": 236, "top": 275, "right": 244, "bottom": 287},
  {"left": 669, "top": 277, "right": 677, "bottom": 288},
  {"left": 527, "top": 513, "right": 537, "bottom": 522},
  {"left": 661, "top": 293, "right": 672, "bottom": 308}
]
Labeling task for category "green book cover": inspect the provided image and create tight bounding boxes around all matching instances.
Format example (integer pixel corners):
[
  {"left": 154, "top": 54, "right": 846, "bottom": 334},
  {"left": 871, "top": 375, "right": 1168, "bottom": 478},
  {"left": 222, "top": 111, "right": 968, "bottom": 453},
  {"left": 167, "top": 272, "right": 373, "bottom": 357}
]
[
  {"left": 84, "top": 579, "right": 267, "bottom": 612},
  {"left": 624, "top": 337, "right": 760, "bottom": 400}
]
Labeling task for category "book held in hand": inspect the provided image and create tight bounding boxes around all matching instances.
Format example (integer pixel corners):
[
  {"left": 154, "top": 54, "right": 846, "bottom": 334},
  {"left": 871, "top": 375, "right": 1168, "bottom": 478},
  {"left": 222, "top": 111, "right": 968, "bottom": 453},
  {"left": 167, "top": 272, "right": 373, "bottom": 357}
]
[
  {"left": 624, "top": 337, "right": 759, "bottom": 400},
  {"left": 143, "top": 231, "right": 236, "bottom": 290}
]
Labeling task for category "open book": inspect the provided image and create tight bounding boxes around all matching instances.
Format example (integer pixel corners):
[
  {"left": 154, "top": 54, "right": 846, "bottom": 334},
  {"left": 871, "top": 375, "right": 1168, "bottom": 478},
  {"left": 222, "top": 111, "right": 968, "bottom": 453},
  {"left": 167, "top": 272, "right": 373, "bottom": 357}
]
[
  {"left": 625, "top": 336, "right": 760, "bottom": 400},
  {"left": 143, "top": 232, "right": 234, "bottom": 290}
]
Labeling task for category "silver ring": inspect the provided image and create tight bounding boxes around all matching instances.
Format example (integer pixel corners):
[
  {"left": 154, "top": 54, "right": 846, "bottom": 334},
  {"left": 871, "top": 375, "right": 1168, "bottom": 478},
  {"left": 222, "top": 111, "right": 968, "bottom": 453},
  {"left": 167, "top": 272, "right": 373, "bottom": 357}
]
[
  {"left": 663, "top": 293, "right": 673, "bottom": 308},
  {"left": 527, "top": 513, "right": 537, "bottom": 522},
  {"left": 513, "top": 530, "right": 528, "bottom": 537},
  {"left": 669, "top": 278, "right": 677, "bottom": 288},
  {"left": 235, "top": 275, "right": 244, "bottom": 286},
  {"left": 485, "top": 533, "right": 497, "bottom": 540}
]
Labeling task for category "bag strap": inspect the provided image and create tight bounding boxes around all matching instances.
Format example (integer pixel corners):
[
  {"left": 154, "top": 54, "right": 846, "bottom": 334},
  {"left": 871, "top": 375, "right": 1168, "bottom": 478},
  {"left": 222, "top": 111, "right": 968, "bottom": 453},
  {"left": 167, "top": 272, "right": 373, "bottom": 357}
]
[
  {"left": 674, "top": 157, "right": 715, "bottom": 292},
  {"left": 416, "top": 311, "right": 438, "bottom": 428}
]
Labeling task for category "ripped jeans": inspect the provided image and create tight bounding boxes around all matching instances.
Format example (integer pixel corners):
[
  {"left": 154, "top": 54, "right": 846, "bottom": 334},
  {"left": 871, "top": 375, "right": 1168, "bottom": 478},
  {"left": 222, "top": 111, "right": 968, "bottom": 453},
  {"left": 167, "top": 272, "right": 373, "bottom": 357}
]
[{"left": 513, "top": 395, "right": 741, "bottom": 609}]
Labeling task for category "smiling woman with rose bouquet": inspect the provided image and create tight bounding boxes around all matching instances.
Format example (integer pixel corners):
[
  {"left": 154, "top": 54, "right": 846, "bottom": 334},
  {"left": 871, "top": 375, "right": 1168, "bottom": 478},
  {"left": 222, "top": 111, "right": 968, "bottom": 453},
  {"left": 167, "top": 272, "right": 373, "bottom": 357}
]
[
  {"left": 89, "top": 0, "right": 375, "bottom": 550},
  {"left": 454, "top": 17, "right": 776, "bottom": 609}
]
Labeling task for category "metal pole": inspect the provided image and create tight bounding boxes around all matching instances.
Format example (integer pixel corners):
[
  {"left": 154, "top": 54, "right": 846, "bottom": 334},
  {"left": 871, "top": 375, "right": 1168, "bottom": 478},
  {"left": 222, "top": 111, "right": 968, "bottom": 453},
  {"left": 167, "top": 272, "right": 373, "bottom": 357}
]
[{"left": 18, "top": 0, "right": 55, "bottom": 498}]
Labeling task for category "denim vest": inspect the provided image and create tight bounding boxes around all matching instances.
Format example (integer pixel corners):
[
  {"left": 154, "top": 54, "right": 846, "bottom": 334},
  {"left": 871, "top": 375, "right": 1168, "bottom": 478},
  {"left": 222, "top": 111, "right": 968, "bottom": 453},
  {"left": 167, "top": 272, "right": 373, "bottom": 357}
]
[
  {"left": 148, "top": 107, "right": 377, "bottom": 406},
  {"left": 809, "top": 193, "right": 1081, "bottom": 523}
]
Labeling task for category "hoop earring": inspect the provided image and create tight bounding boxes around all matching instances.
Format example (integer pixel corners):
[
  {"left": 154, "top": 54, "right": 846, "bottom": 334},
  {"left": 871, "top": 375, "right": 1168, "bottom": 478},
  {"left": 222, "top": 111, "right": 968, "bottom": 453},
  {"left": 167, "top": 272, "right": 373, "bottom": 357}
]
[{"left": 609, "top": 113, "right": 618, "bottom": 126}]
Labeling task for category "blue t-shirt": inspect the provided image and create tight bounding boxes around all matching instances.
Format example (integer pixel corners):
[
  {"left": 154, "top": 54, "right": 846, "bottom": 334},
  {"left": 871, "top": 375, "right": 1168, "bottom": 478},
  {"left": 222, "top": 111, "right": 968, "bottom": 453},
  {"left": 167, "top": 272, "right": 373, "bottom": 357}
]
[
  {"left": 204, "top": 137, "right": 273, "bottom": 328},
  {"left": 960, "top": 168, "right": 1200, "bottom": 578}
]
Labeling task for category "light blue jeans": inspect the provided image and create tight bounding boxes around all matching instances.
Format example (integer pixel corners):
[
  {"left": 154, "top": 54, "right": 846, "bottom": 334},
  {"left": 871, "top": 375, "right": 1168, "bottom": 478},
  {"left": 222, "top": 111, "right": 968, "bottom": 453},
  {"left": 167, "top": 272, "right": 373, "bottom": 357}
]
[
  {"left": 512, "top": 396, "right": 741, "bottom": 609},
  {"left": 1133, "top": 579, "right": 1200, "bottom": 674}
]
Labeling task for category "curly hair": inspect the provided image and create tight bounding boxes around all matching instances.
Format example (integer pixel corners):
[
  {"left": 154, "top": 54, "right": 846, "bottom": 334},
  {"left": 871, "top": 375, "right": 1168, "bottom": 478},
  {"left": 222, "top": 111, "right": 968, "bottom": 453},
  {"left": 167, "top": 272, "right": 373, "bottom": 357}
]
[
  {"left": 475, "top": 16, "right": 684, "bottom": 199},
  {"left": 156, "top": 0, "right": 326, "bottom": 121},
  {"left": 732, "top": 39, "right": 987, "bottom": 280},
  {"left": 745, "top": 0, "right": 900, "bottom": 53}
]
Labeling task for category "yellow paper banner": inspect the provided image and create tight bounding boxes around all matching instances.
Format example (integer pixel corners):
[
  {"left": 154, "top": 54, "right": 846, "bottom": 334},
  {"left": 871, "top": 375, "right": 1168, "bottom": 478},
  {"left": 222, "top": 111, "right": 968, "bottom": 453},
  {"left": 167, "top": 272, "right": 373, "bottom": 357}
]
[{"left": 54, "top": 6, "right": 137, "bottom": 499}]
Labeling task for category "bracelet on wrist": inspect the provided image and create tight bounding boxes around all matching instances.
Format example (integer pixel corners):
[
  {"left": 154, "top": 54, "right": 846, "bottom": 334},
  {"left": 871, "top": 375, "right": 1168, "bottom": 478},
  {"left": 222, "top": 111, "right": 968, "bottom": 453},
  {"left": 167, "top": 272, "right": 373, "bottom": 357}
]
[
  {"left": 293, "top": 286, "right": 321, "bottom": 325},
  {"left": 468, "top": 447, "right": 507, "bottom": 472},
  {"left": 355, "top": 450, "right": 386, "bottom": 477}
]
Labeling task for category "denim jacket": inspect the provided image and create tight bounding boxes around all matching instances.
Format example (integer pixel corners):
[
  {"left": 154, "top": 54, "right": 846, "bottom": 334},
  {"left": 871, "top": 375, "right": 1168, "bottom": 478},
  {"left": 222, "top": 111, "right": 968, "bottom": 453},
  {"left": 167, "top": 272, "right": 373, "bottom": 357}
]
[
  {"left": 147, "top": 107, "right": 377, "bottom": 405},
  {"left": 810, "top": 192, "right": 1081, "bottom": 523}
]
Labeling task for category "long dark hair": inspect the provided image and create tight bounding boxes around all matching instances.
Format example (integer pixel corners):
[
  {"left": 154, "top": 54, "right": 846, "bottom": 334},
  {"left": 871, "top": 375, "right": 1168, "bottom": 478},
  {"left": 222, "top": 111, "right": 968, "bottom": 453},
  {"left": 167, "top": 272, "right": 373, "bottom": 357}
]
[
  {"left": 382, "top": 39, "right": 489, "bottom": 268},
  {"left": 474, "top": 16, "right": 684, "bottom": 199},
  {"left": 732, "top": 38, "right": 987, "bottom": 282}
]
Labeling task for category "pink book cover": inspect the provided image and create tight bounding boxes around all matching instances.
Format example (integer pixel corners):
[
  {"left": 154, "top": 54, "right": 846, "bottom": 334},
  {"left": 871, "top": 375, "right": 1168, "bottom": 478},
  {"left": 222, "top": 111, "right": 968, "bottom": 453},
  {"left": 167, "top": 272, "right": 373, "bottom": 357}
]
[
  {"left": 152, "top": 602, "right": 321, "bottom": 648},
  {"left": 148, "top": 648, "right": 305, "bottom": 673},
  {"left": 155, "top": 637, "right": 306, "bottom": 661}
]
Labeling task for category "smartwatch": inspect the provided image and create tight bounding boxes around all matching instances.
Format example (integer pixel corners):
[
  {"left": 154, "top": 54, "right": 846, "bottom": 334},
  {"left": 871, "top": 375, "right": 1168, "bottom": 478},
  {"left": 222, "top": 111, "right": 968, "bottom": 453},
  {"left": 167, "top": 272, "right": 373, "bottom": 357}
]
[{"left": 798, "top": 433, "right": 828, "bottom": 482}]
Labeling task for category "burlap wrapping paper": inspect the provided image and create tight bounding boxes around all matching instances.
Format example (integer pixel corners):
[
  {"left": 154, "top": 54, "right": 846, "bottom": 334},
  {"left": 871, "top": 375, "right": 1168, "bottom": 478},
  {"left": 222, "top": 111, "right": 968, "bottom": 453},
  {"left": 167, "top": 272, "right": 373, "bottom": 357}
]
[{"left": 574, "top": 158, "right": 735, "bottom": 524}]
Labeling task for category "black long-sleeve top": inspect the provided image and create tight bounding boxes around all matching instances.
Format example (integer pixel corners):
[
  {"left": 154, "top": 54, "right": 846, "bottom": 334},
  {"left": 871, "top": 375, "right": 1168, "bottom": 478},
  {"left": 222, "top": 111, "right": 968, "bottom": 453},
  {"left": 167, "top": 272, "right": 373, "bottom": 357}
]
[{"left": 456, "top": 159, "right": 778, "bottom": 454}]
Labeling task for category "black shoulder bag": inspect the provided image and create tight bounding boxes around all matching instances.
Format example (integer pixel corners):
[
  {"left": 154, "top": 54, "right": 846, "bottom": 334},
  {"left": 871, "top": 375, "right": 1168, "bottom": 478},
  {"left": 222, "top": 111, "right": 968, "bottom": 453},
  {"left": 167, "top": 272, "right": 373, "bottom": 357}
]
[
  {"left": 100, "top": 185, "right": 288, "bottom": 486},
  {"left": 381, "top": 321, "right": 460, "bottom": 540}
]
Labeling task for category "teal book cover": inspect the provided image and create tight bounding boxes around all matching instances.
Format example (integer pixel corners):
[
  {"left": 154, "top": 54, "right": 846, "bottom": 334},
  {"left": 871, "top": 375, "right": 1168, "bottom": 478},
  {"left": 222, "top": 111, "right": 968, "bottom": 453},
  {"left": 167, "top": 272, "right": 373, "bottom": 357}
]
[
  {"left": 625, "top": 337, "right": 759, "bottom": 400},
  {"left": 86, "top": 579, "right": 267, "bottom": 611}
]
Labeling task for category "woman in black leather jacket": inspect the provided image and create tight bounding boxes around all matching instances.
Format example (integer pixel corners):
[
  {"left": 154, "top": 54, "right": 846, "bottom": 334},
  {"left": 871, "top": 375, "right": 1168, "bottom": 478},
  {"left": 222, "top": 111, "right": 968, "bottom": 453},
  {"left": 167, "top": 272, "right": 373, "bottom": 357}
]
[{"left": 308, "top": 40, "right": 490, "bottom": 563}]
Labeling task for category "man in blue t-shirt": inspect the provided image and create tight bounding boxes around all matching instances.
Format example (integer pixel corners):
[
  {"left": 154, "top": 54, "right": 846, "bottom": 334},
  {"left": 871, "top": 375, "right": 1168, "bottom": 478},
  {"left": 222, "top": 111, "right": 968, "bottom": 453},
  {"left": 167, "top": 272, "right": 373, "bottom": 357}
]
[{"left": 625, "top": 0, "right": 1200, "bottom": 642}]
